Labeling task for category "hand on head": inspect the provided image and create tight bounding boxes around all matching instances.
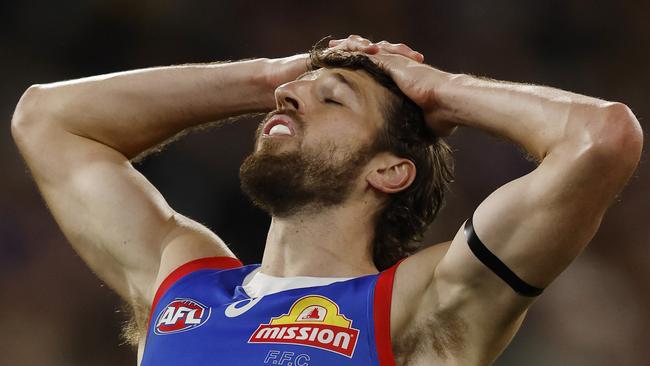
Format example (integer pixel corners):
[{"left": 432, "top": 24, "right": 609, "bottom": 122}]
[
  {"left": 325, "top": 35, "right": 457, "bottom": 137},
  {"left": 263, "top": 34, "right": 456, "bottom": 137},
  {"left": 327, "top": 35, "right": 425, "bottom": 63}
]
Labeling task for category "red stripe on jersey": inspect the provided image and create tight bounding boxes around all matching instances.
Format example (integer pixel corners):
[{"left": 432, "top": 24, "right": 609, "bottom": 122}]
[
  {"left": 373, "top": 261, "right": 400, "bottom": 366},
  {"left": 147, "top": 256, "right": 243, "bottom": 329}
]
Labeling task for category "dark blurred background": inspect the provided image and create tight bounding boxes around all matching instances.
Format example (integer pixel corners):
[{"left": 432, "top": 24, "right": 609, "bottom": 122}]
[{"left": 1, "top": 1, "right": 648, "bottom": 365}]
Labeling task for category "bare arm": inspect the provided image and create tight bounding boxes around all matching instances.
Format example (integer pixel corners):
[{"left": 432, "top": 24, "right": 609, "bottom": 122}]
[
  {"left": 429, "top": 73, "right": 642, "bottom": 280},
  {"left": 328, "top": 36, "right": 643, "bottom": 363},
  {"left": 24, "top": 58, "right": 300, "bottom": 159},
  {"left": 415, "top": 61, "right": 640, "bottom": 363},
  {"left": 409, "top": 70, "right": 641, "bottom": 362},
  {"left": 10, "top": 56, "right": 309, "bottom": 306}
]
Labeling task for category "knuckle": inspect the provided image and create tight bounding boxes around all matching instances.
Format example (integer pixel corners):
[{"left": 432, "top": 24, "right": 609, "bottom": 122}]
[{"left": 349, "top": 35, "right": 371, "bottom": 44}]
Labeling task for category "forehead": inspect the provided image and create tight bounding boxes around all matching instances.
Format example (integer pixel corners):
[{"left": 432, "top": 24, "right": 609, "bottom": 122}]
[{"left": 300, "top": 67, "right": 394, "bottom": 115}]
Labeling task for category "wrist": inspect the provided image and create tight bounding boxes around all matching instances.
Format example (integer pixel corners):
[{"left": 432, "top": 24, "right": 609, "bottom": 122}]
[
  {"left": 212, "top": 58, "right": 278, "bottom": 112},
  {"left": 426, "top": 68, "right": 459, "bottom": 104},
  {"left": 416, "top": 69, "right": 463, "bottom": 136},
  {"left": 249, "top": 58, "right": 279, "bottom": 110},
  {"left": 261, "top": 54, "right": 310, "bottom": 91},
  {"left": 425, "top": 71, "right": 464, "bottom": 119}
]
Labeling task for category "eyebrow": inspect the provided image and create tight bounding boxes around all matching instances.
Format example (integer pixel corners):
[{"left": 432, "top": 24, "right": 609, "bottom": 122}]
[
  {"left": 331, "top": 71, "right": 362, "bottom": 100},
  {"left": 296, "top": 70, "right": 363, "bottom": 102}
]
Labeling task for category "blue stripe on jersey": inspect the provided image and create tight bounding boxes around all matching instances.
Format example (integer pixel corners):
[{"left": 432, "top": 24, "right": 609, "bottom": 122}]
[{"left": 141, "top": 260, "right": 395, "bottom": 366}]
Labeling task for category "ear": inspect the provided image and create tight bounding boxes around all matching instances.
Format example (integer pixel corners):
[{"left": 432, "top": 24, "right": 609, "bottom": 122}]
[{"left": 366, "top": 154, "right": 416, "bottom": 194}]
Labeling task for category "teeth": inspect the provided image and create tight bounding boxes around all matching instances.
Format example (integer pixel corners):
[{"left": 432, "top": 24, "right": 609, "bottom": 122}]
[{"left": 269, "top": 124, "right": 292, "bottom": 136}]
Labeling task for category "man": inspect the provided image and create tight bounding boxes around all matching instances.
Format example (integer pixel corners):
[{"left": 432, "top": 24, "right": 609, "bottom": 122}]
[{"left": 11, "top": 35, "right": 642, "bottom": 365}]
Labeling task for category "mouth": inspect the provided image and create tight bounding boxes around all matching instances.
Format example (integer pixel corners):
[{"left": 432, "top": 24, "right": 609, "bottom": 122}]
[{"left": 262, "top": 114, "right": 297, "bottom": 137}]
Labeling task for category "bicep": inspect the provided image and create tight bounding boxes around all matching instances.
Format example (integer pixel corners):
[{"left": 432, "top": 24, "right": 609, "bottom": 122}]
[
  {"left": 401, "top": 146, "right": 621, "bottom": 361},
  {"left": 439, "top": 144, "right": 616, "bottom": 296},
  {"left": 21, "top": 127, "right": 233, "bottom": 302}
]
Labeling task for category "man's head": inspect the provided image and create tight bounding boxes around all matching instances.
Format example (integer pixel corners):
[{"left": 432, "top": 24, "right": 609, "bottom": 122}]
[{"left": 240, "top": 44, "right": 453, "bottom": 270}]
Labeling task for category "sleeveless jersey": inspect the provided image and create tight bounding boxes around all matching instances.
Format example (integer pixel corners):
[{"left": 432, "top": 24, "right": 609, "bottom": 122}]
[{"left": 141, "top": 257, "right": 398, "bottom": 366}]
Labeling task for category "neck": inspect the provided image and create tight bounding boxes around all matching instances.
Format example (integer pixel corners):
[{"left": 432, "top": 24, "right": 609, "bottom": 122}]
[{"left": 260, "top": 201, "right": 379, "bottom": 278}]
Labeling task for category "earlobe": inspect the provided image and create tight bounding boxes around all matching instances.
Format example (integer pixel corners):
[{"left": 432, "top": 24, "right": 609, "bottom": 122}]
[{"left": 366, "top": 158, "right": 416, "bottom": 194}]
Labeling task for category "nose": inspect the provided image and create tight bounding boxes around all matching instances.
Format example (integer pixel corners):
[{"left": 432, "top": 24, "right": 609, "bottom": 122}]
[{"left": 274, "top": 81, "right": 306, "bottom": 112}]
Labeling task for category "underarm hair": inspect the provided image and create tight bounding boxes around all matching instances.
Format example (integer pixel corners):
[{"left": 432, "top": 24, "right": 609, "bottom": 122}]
[{"left": 119, "top": 300, "right": 151, "bottom": 348}]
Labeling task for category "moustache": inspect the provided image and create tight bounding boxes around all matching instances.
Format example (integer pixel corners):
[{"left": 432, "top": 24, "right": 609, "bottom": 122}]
[{"left": 258, "top": 109, "right": 305, "bottom": 135}]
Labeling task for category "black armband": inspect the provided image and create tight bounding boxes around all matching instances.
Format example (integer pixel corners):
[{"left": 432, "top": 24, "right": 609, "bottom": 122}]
[{"left": 464, "top": 216, "right": 544, "bottom": 297}]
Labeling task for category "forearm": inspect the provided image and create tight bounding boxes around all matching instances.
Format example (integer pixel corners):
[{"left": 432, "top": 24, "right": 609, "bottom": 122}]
[
  {"left": 429, "top": 71, "right": 624, "bottom": 160},
  {"left": 17, "top": 58, "right": 278, "bottom": 158}
]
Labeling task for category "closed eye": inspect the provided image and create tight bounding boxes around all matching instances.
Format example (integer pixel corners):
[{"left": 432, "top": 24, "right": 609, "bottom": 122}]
[{"left": 324, "top": 98, "right": 343, "bottom": 106}]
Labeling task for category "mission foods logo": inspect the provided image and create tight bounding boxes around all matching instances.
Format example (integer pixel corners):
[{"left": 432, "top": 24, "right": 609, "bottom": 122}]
[
  {"left": 154, "top": 298, "right": 211, "bottom": 335},
  {"left": 248, "top": 295, "right": 360, "bottom": 358}
]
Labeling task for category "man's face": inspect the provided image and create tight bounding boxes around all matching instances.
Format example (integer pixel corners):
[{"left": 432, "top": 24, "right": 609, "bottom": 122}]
[{"left": 239, "top": 67, "right": 393, "bottom": 217}]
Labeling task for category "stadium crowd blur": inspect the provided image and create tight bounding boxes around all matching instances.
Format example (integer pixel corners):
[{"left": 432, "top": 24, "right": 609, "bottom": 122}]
[{"left": 1, "top": 1, "right": 648, "bottom": 365}]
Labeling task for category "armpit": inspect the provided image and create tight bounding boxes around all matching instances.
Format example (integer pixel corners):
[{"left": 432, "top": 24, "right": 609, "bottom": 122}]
[
  {"left": 120, "top": 300, "right": 151, "bottom": 348},
  {"left": 393, "top": 306, "right": 468, "bottom": 364}
]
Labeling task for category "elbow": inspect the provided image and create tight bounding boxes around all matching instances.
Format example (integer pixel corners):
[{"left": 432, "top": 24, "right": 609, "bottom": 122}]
[
  {"left": 11, "top": 84, "right": 62, "bottom": 149},
  {"left": 11, "top": 84, "right": 47, "bottom": 143},
  {"left": 600, "top": 102, "right": 642, "bottom": 168},
  {"left": 580, "top": 102, "right": 643, "bottom": 175}
]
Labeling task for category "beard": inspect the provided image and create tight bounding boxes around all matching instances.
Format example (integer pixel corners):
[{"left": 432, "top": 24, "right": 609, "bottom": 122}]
[{"left": 239, "top": 119, "right": 377, "bottom": 217}]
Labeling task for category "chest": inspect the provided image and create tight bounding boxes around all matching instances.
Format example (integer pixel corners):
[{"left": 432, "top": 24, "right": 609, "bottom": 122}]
[{"left": 141, "top": 269, "right": 381, "bottom": 366}]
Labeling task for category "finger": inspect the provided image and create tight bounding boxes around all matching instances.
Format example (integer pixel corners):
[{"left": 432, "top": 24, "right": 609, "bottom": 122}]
[
  {"left": 374, "top": 41, "right": 424, "bottom": 62},
  {"left": 363, "top": 44, "right": 380, "bottom": 54},
  {"left": 348, "top": 35, "right": 374, "bottom": 49},
  {"left": 394, "top": 43, "right": 425, "bottom": 62},
  {"left": 328, "top": 39, "right": 344, "bottom": 47},
  {"left": 329, "top": 38, "right": 378, "bottom": 53},
  {"left": 379, "top": 41, "right": 412, "bottom": 55},
  {"left": 376, "top": 41, "right": 413, "bottom": 53},
  {"left": 401, "top": 49, "right": 424, "bottom": 62},
  {"left": 395, "top": 43, "right": 414, "bottom": 52},
  {"left": 348, "top": 34, "right": 371, "bottom": 44}
]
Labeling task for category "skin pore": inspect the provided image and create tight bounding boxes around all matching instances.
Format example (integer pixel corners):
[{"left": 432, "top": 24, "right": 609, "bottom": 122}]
[{"left": 241, "top": 67, "right": 416, "bottom": 278}]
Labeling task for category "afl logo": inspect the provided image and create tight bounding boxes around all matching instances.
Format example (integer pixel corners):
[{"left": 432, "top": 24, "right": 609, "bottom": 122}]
[{"left": 154, "top": 298, "right": 211, "bottom": 335}]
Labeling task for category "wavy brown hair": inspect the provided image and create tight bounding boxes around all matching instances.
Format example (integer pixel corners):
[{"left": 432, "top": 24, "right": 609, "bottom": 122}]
[{"left": 309, "top": 42, "right": 454, "bottom": 271}]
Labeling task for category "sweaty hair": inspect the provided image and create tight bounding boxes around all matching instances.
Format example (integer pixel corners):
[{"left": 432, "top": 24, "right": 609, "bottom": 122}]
[{"left": 309, "top": 40, "right": 454, "bottom": 271}]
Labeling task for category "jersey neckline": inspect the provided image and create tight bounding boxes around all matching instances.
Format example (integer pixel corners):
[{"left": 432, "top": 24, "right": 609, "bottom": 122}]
[{"left": 242, "top": 267, "right": 354, "bottom": 298}]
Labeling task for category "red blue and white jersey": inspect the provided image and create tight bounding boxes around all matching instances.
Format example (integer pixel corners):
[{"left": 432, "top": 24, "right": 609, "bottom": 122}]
[{"left": 141, "top": 257, "right": 398, "bottom": 366}]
